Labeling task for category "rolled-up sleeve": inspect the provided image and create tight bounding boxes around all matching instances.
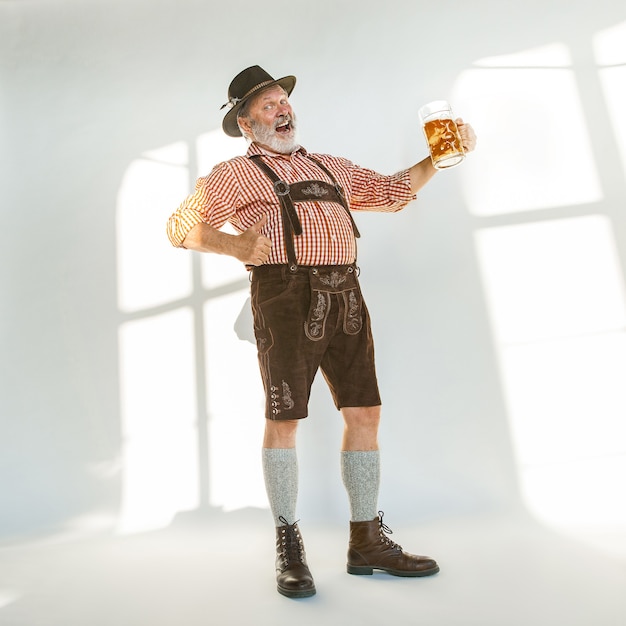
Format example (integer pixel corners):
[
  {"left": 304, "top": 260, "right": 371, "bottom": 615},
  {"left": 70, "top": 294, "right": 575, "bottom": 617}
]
[
  {"left": 166, "top": 206, "right": 205, "bottom": 248},
  {"left": 166, "top": 175, "right": 213, "bottom": 247},
  {"left": 166, "top": 162, "right": 239, "bottom": 247}
]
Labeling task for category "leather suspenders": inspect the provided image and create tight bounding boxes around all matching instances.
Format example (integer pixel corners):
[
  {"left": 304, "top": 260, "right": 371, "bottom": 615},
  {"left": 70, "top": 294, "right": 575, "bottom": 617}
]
[{"left": 248, "top": 154, "right": 360, "bottom": 269}]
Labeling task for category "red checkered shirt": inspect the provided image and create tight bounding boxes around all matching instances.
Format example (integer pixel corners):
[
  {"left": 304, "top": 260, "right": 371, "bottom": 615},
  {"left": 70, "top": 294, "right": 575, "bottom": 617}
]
[{"left": 166, "top": 143, "right": 416, "bottom": 266}]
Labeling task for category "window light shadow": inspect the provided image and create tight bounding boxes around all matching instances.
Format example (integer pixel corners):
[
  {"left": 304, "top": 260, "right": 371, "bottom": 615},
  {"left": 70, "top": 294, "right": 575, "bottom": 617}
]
[{"left": 452, "top": 24, "right": 626, "bottom": 549}]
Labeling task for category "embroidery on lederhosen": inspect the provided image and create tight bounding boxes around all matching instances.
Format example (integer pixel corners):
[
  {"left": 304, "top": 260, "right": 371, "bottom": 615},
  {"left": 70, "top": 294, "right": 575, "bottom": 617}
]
[
  {"left": 300, "top": 182, "right": 329, "bottom": 198},
  {"left": 319, "top": 271, "right": 346, "bottom": 289},
  {"left": 305, "top": 291, "right": 331, "bottom": 341},
  {"left": 304, "top": 266, "right": 363, "bottom": 341},
  {"left": 343, "top": 288, "right": 363, "bottom": 335},
  {"left": 268, "top": 380, "right": 295, "bottom": 415},
  {"left": 282, "top": 380, "right": 295, "bottom": 410}
]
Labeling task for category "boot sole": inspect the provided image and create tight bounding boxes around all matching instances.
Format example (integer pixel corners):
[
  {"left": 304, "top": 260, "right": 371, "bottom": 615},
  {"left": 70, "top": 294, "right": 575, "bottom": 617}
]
[
  {"left": 347, "top": 564, "right": 440, "bottom": 577},
  {"left": 277, "top": 585, "right": 317, "bottom": 598}
]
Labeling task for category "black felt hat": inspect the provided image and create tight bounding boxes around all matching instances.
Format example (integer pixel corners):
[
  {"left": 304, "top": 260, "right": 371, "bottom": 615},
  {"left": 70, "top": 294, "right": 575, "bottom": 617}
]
[{"left": 221, "top": 65, "right": 296, "bottom": 137}]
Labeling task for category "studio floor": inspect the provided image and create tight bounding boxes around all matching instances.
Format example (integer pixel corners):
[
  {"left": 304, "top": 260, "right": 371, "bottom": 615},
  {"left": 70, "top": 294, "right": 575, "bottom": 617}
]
[{"left": 1, "top": 509, "right": 625, "bottom": 626}]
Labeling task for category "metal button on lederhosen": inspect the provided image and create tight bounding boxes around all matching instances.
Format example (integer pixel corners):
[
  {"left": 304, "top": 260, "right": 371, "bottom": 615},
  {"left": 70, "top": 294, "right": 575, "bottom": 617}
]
[{"left": 249, "top": 154, "right": 363, "bottom": 341}]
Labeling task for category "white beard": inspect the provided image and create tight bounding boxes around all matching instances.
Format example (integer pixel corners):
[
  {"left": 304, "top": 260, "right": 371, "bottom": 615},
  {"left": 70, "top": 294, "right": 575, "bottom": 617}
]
[{"left": 249, "top": 116, "right": 300, "bottom": 154}]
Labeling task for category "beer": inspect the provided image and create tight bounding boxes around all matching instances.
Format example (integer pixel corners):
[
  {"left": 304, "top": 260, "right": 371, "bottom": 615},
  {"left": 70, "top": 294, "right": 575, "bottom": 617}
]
[
  {"left": 419, "top": 101, "right": 465, "bottom": 169},
  {"left": 423, "top": 119, "right": 465, "bottom": 167}
]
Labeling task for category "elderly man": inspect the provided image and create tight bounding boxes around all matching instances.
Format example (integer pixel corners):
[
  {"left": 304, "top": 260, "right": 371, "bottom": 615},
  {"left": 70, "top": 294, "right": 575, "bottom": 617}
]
[{"left": 167, "top": 65, "right": 476, "bottom": 599}]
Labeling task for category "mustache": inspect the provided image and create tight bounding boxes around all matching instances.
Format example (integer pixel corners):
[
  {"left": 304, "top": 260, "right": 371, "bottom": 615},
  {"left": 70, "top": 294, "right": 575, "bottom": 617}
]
[{"left": 274, "top": 114, "right": 295, "bottom": 129}]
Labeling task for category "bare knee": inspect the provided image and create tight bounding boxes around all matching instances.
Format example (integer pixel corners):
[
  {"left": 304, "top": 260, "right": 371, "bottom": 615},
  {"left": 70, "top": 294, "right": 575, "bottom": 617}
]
[
  {"left": 263, "top": 419, "right": 300, "bottom": 448},
  {"left": 342, "top": 406, "right": 380, "bottom": 429},
  {"left": 341, "top": 406, "right": 381, "bottom": 451}
]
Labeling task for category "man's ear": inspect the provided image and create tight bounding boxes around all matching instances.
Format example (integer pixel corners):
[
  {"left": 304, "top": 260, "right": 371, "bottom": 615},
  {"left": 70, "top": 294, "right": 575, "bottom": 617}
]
[{"left": 238, "top": 115, "right": 252, "bottom": 136}]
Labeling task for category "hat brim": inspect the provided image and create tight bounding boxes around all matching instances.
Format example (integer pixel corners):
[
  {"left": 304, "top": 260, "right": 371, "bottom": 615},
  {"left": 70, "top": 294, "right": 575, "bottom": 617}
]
[{"left": 222, "top": 75, "right": 296, "bottom": 138}]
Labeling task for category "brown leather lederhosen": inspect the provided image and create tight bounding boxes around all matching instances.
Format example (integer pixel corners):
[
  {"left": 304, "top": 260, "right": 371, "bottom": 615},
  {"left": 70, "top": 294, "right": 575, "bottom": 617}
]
[
  {"left": 248, "top": 154, "right": 360, "bottom": 271},
  {"left": 248, "top": 155, "right": 382, "bottom": 417}
]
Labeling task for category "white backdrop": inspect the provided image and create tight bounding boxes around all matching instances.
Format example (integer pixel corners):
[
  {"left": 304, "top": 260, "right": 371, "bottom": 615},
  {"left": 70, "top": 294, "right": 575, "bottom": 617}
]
[{"left": 1, "top": 0, "right": 626, "bottom": 552}]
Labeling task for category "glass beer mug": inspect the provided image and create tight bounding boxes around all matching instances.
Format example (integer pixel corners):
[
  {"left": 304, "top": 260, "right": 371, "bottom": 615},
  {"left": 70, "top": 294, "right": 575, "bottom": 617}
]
[{"left": 419, "top": 100, "right": 465, "bottom": 169}]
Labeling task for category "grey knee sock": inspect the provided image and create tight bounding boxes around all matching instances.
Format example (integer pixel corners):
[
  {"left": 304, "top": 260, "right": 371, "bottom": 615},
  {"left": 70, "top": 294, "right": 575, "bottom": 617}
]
[
  {"left": 341, "top": 450, "right": 380, "bottom": 522},
  {"left": 262, "top": 448, "right": 299, "bottom": 526}
]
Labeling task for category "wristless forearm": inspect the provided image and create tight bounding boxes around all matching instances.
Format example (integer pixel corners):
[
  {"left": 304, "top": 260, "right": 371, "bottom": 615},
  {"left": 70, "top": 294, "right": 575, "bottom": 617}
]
[
  {"left": 182, "top": 222, "right": 238, "bottom": 255},
  {"left": 408, "top": 157, "right": 438, "bottom": 194}
]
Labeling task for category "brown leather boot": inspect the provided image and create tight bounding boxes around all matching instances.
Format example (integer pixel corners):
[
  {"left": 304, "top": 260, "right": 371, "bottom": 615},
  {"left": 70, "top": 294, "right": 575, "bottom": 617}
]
[
  {"left": 275, "top": 516, "right": 316, "bottom": 598},
  {"left": 347, "top": 511, "right": 440, "bottom": 577}
]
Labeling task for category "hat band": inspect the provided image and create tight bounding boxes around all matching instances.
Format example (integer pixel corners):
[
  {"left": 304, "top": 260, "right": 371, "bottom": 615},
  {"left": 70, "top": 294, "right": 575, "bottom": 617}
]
[
  {"left": 221, "top": 79, "right": 280, "bottom": 110},
  {"left": 240, "top": 79, "right": 276, "bottom": 102}
]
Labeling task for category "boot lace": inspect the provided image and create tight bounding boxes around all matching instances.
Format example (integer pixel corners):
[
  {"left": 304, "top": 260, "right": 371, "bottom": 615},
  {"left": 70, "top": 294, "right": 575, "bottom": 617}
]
[
  {"left": 377, "top": 511, "right": 403, "bottom": 551},
  {"left": 278, "top": 516, "right": 306, "bottom": 566}
]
